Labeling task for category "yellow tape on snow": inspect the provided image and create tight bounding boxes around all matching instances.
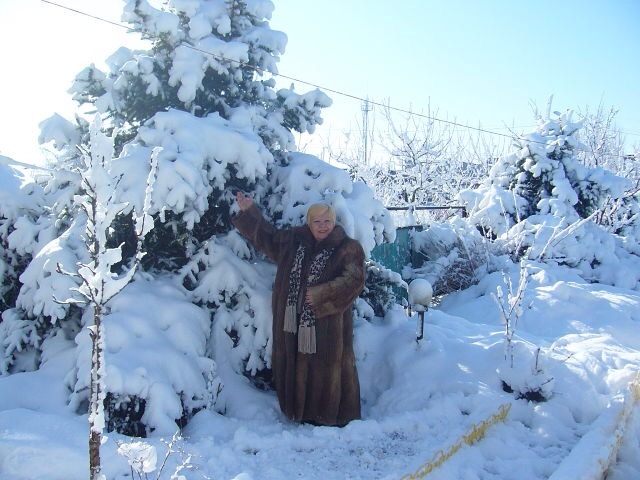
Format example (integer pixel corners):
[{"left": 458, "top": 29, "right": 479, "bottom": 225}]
[
  {"left": 399, "top": 403, "right": 511, "bottom": 480},
  {"left": 602, "top": 372, "right": 640, "bottom": 474},
  {"left": 549, "top": 371, "right": 640, "bottom": 480}
]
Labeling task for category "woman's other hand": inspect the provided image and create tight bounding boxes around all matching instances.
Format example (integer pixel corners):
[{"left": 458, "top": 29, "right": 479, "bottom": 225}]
[{"left": 236, "top": 191, "right": 254, "bottom": 211}]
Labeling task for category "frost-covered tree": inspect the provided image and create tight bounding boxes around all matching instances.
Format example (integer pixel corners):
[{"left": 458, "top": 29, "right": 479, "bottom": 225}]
[
  {"left": 3, "top": 0, "right": 394, "bottom": 436},
  {"left": 578, "top": 103, "right": 626, "bottom": 172},
  {"left": 342, "top": 102, "right": 493, "bottom": 210},
  {"left": 0, "top": 157, "right": 74, "bottom": 373},
  {"left": 460, "top": 104, "right": 640, "bottom": 290},
  {"left": 461, "top": 105, "right": 626, "bottom": 235},
  {"left": 0, "top": 158, "right": 35, "bottom": 315},
  {"left": 380, "top": 103, "right": 456, "bottom": 205},
  {"left": 54, "top": 117, "right": 154, "bottom": 478},
  {"left": 575, "top": 103, "right": 640, "bottom": 244}
]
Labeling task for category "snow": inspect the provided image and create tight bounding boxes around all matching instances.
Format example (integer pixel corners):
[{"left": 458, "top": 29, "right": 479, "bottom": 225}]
[
  {"left": 15, "top": 220, "right": 87, "bottom": 321},
  {"left": 1, "top": 2, "right": 638, "bottom": 479},
  {"left": 407, "top": 278, "right": 432, "bottom": 311},
  {"left": 0, "top": 157, "right": 24, "bottom": 209},
  {"left": 272, "top": 153, "right": 395, "bottom": 253},
  {"left": 117, "top": 440, "right": 157, "bottom": 474},
  {"left": 2, "top": 112, "right": 639, "bottom": 478},
  {"left": 1, "top": 260, "right": 639, "bottom": 480},
  {"left": 0, "top": 156, "right": 47, "bottom": 223},
  {"left": 114, "top": 109, "right": 273, "bottom": 229},
  {"left": 70, "top": 276, "right": 220, "bottom": 435}
]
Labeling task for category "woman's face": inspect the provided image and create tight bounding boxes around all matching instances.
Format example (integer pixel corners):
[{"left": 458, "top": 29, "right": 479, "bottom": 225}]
[{"left": 309, "top": 210, "right": 335, "bottom": 242}]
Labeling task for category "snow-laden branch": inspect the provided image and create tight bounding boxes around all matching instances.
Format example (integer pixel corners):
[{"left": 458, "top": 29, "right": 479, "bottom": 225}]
[{"left": 66, "top": 115, "right": 157, "bottom": 480}]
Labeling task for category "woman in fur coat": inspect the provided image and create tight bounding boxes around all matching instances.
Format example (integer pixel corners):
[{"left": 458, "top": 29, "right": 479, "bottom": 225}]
[{"left": 233, "top": 192, "right": 365, "bottom": 427}]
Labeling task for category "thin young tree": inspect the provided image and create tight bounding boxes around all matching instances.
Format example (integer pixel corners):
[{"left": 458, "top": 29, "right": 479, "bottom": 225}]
[{"left": 57, "top": 116, "right": 155, "bottom": 479}]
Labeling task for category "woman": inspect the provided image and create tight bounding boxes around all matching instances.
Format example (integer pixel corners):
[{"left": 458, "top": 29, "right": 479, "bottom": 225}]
[{"left": 233, "top": 192, "right": 365, "bottom": 426}]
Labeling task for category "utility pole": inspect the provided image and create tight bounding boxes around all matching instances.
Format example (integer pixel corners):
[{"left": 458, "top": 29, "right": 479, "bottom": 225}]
[{"left": 361, "top": 98, "right": 373, "bottom": 165}]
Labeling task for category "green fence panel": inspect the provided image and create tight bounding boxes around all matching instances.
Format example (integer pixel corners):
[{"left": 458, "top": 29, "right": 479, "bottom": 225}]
[
  {"left": 371, "top": 226, "right": 424, "bottom": 302},
  {"left": 371, "top": 227, "right": 413, "bottom": 274}
]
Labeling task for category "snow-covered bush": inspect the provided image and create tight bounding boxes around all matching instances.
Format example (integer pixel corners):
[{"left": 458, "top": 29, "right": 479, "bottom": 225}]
[
  {"left": 0, "top": 157, "right": 75, "bottom": 372},
  {"left": 491, "top": 261, "right": 554, "bottom": 402},
  {"left": 362, "top": 260, "right": 406, "bottom": 318},
  {"left": 409, "top": 219, "right": 489, "bottom": 297},
  {"left": 70, "top": 277, "right": 222, "bottom": 436},
  {"left": 117, "top": 432, "right": 193, "bottom": 479},
  {"left": 0, "top": 158, "right": 35, "bottom": 314},
  {"left": 596, "top": 178, "right": 640, "bottom": 247},
  {"left": 497, "top": 343, "right": 555, "bottom": 402},
  {"left": 460, "top": 106, "right": 640, "bottom": 290}
]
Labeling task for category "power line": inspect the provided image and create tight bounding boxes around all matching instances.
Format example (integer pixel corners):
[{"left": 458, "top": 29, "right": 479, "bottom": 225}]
[
  {"left": 41, "top": 0, "right": 133, "bottom": 31},
  {"left": 619, "top": 129, "right": 640, "bottom": 138},
  {"left": 37, "top": 0, "right": 518, "bottom": 141},
  {"left": 40, "top": 0, "right": 639, "bottom": 158}
]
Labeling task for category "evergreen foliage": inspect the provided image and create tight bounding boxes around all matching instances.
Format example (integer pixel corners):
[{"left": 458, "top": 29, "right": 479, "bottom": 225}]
[
  {"left": 460, "top": 106, "right": 639, "bottom": 289},
  {"left": 362, "top": 261, "right": 406, "bottom": 317},
  {"left": 0, "top": 0, "right": 393, "bottom": 436}
]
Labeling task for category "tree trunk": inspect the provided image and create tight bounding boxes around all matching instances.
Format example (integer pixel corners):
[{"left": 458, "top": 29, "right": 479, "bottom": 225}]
[
  {"left": 89, "top": 428, "right": 101, "bottom": 480},
  {"left": 89, "top": 305, "right": 103, "bottom": 480}
]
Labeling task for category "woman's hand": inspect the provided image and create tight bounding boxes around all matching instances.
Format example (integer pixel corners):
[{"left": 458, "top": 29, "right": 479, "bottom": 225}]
[{"left": 236, "top": 191, "right": 254, "bottom": 211}]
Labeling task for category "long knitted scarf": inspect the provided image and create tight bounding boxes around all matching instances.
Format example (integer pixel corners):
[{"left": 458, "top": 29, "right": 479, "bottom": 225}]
[{"left": 284, "top": 244, "right": 334, "bottom": 354}]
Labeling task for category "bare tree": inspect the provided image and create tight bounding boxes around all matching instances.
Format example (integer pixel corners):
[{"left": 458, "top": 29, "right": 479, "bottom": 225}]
[
  {"left": 381, "top": 102, "right": 450, "bottom": 202},
  {"left": 578, "top": 102, "right": 626, "bottom": 171},
  {"left": 375, "top": 101, "right": 498, "bottom": 208}
]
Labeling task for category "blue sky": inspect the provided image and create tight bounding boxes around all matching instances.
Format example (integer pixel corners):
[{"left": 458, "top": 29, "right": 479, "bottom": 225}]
[
  {"left": 1, "top": 0, "right": 638, "bottom": 163},
  {"left": 269, "top": 0, "right": 640, "bottom": 150}
]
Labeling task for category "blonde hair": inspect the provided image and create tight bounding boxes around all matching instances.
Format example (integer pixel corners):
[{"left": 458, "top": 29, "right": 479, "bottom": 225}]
[{"left": 306, "top": 203, "right": 336, "bottom": 224}]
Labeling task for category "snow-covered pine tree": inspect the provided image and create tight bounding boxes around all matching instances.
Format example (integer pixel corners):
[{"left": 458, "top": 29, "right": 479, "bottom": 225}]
[
  {"left": 0, "top": 234, "right": 20, "bottom": 316},
  {"left": 0, "top": 160, "right": 42, "bottom": 373},
  {"left": 0, "top": 155, "right": 83, "bottom": 374},
  {"left": 0, "top": 158, "right": 35, "bottom": 316},
  {"left": 460, "top": 103, "right": 639, "bottom": 289},
  {"left": 461, "top": 105, "right": 625, "bottom": 237},
  {"left": 13, "top": 0, "right": 394, "bottom": 435}
]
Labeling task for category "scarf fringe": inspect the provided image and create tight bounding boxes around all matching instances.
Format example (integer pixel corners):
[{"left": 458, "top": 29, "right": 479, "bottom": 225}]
[
  {"left": 284, "top": 305, "right": 298, "bottom": 333},
  {"left": 297, "top": 325, "right": 316, "bottom": 354}
]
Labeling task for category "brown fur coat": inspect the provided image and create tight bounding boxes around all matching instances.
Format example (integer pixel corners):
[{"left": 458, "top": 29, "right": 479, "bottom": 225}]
[{"left": 233, "top": 204, "right": 364, "bottom": 426}]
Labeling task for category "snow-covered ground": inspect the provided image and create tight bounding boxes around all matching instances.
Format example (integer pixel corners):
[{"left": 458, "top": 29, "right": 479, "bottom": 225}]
[{"left": 1, "top": 261, "right": 638, "bottom": 480}]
